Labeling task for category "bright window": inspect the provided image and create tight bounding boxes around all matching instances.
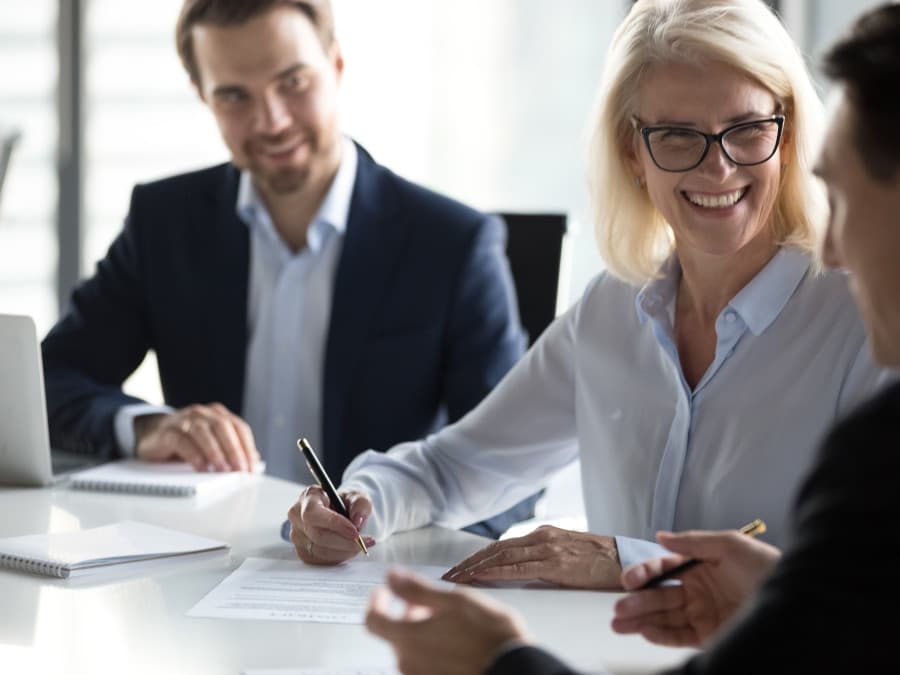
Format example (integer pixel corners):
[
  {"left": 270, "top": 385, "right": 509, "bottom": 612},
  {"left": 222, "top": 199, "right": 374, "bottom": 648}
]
[{"left": 0, "top": 0, "right": 58, "bottom": 335}]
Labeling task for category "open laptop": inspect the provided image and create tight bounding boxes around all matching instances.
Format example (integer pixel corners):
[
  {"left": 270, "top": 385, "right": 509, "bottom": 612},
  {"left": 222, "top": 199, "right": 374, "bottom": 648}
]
[{"left": 0, "top": 314, "right": 96, "bottom": 486}]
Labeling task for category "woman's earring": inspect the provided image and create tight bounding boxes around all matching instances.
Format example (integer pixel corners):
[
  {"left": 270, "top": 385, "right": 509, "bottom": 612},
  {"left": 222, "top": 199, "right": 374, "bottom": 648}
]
[{"left": 634, "top": 176, "right": 644, "bottom": 189}]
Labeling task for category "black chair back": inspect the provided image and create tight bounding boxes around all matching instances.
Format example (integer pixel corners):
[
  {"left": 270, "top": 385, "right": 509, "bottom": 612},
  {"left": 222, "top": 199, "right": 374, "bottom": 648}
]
[{"left": 498, "top": 212, "right": 567, "bottom": 345}]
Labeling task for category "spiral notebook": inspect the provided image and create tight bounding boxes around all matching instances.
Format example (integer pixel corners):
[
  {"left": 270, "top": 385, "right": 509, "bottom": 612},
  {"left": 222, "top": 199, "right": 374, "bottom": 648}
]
[
  {"left": 0, "top": 520, "right": 228, "bottom": 579},
  {"left": 68, "top": 459, "right": 263, "bottom": 497}
]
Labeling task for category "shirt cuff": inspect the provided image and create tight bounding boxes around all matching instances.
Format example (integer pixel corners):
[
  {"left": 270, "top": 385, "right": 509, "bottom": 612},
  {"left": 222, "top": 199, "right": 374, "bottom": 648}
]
[
  {"left": 113, "top": 403, "right": 174, "bottom": 457},
  {"left": 614, "top": 535, "right": 670, "bottom": 570}
]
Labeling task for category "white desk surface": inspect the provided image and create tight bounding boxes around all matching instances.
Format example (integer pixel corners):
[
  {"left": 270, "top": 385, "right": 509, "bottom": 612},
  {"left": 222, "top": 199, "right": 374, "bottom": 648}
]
[{"left": 0, "top": 475, "right": 694, "bottom": 675}]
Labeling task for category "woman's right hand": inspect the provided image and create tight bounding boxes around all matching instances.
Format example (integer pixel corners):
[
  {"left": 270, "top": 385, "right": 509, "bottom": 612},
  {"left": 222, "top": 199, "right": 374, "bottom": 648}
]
[
  {"left": 611, "top": 529, "right": 781, "bottom": 647},
  {"left": 287, "top": 486, "right": 375, "bottom": 564}
]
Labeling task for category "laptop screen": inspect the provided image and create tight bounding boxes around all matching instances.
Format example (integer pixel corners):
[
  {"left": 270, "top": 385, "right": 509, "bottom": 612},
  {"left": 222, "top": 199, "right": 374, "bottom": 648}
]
[{"left": 0, "top": 314, "right": 55, "bottom": 486}]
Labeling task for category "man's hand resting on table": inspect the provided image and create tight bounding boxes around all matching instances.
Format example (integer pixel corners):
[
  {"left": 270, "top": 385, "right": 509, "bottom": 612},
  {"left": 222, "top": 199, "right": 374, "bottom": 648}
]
[{"left": 135, "top": 403, "right": 260, "bottom": 472}]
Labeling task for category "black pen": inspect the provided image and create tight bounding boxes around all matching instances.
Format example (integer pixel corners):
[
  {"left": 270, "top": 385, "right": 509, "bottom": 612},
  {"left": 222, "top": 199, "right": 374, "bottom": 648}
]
[
  {"left": 637, "top": 518, "right": 766, "bottom": 590},
  {"left": 296, "top": 438, "right": 369, "bottom": 556}
]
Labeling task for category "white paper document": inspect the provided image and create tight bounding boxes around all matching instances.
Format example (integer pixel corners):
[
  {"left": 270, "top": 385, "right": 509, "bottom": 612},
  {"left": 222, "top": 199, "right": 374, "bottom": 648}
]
[{"left": 188, "top": 557, "right": 450, "bottom": 624}]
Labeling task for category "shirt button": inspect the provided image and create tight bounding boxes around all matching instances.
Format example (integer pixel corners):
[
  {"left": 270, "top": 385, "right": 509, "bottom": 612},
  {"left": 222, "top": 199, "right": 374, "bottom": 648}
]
[{"left": 725, "top": 312, "right": 737, "bottom": 323}]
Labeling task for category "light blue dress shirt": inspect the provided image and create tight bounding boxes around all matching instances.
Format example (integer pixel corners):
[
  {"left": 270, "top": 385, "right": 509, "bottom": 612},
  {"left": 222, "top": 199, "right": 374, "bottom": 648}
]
[
  {"left": 342, "top": 248, "right": 889, "bottom": 567},
  {"left": 114, "top": 138, "right": 357, "bottom": 484}
]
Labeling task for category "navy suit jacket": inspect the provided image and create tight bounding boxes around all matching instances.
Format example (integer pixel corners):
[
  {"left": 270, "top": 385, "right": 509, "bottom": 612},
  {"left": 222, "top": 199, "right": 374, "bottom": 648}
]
[{"left": 43, "top": 145, "right": 532, "bottom": 535}]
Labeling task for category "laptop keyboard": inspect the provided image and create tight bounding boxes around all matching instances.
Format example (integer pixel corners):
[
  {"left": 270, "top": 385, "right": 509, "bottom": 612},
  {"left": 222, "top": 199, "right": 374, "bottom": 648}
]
[{"left": 51, "top": 450, "right": 98, "bottom": 475}]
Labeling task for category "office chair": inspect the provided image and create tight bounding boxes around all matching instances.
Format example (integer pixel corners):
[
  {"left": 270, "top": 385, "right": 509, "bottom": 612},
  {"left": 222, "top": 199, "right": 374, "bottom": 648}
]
[
  {"left": 498, "top": 212, "right": 567, "bottom": 345},
  {"left": 0, "top": 128, "right": 21, "bottom": 215}
]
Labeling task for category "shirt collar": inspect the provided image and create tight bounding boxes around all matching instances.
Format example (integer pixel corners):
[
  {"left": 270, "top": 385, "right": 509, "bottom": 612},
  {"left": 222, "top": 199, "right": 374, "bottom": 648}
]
[
  {"left": 728, "top": 247, "right": 810, "bottom": 336},
  {"left": 235, "top": 136, "right": 358, "bottom": 250},
  {"left": 635, "top": 247, "right": 811, "bottom": 336},
  {"left": 635, "top": 255, "right": 681, "bottom": 325}
]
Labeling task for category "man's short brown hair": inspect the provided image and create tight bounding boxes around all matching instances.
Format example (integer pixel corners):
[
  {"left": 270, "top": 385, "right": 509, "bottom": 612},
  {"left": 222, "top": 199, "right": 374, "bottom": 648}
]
[
  {"left": 823, "top": 3, "right": 900, "bottom": 182},
  {"left": 176, "top": 0, "right": 335, "bottom": 86}
]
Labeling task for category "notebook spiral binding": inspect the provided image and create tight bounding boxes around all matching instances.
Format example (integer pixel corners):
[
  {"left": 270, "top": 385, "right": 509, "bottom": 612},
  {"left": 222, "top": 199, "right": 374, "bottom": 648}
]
[
  {"left": 70, "top": 481, "right": 194, "bottom": 496},
  {"left": 0, "top": 552, "right": 68, "bottom": 578}
]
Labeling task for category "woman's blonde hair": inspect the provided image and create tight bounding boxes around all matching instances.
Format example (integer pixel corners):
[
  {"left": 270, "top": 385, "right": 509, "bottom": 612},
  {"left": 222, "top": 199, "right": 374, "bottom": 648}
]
[{"left": 587, "top": 0, "right": 826, "bottom": 285}]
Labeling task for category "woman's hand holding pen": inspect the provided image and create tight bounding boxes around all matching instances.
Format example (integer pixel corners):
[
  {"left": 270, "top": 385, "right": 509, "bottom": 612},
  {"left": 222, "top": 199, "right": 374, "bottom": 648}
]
[
  {"left": 612, "top": 529, "right": 782, "bottom": 647},
  {"left": 287, "top": 486, "right": 376, "bottom": 564},
  {"left": 442, "top": 525, "right": 623, "bottom": 589}
]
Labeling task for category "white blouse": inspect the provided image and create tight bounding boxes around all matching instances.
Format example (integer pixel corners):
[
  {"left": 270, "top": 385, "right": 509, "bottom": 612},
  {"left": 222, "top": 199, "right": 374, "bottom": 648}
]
[{"left": 342, "top": 248, "right": 887, "bottom": 566}]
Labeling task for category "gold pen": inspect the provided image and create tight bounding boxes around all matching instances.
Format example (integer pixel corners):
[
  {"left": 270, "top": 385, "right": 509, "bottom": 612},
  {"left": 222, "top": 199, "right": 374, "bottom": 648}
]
[
  {"left": 297, "top": 438, "right": 369, "bottom": 556},
  {"left": 639, "top": 518, "right": 767, "bottom": 589},
  {"left": 739, "top": 518, "right": 767, "bottom": 537}
]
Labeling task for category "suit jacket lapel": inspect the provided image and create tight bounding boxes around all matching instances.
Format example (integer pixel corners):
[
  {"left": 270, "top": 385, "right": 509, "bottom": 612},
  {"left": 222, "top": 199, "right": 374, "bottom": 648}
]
[
  {"left": 322, "top": 147, "right": 407, "bottom": 476},
  {"left": 208, "top": 164, "right": 250, "bottom": 415}
]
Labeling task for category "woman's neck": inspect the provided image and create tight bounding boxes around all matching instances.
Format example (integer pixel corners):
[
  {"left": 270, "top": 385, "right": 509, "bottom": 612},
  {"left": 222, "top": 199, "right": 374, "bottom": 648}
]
[{"left": 675, "top": 236, "right": 778, "bottom": 324}]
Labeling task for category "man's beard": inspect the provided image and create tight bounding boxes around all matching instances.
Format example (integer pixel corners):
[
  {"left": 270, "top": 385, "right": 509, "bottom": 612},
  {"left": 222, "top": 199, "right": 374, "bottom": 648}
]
[
  {"left": 243, "top": 133, "right": 311, "bottom": 196},
  {"left": 252, "top": 164, "right": 309, "bottom": 195},
  {"left": 241, "top": 130, "right": 339, "bottom": 197}
]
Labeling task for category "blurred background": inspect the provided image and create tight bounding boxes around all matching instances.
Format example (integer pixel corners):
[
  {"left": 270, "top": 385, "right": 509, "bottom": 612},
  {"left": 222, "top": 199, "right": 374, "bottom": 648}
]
[
  {"left": 2, "top": 0, "right": 882, "bottom": 334},
  {"left": 0, "top": 0, "right": 878, "bottom": 516},
  {"left": 0, "top": 1, "right": 883, "bottom": 514}
]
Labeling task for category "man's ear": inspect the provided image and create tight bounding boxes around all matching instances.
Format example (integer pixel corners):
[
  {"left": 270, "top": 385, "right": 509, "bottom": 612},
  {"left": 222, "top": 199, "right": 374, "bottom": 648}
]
[
  {"left": 331, "top": 41, "right": 345, "bottom": 83},
  {"left": 192, "top": 77, "right": 207, "bottom": 104}
]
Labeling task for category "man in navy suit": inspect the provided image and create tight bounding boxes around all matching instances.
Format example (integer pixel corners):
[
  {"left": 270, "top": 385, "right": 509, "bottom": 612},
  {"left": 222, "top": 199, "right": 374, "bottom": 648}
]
[{"left": 42, "top": 0, "right": 532, "bottom": 537}]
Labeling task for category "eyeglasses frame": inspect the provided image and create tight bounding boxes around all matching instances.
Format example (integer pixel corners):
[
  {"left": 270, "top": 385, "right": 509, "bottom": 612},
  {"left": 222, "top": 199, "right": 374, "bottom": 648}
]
[{"left": 633, "top": 114, "right": 786, "bottom": 173}]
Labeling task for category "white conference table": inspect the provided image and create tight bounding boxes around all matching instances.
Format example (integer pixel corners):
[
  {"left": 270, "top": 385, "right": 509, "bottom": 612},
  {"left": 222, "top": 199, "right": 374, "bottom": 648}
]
[{"left": 0, "top": 474, "right": 695, "bottom": 675}]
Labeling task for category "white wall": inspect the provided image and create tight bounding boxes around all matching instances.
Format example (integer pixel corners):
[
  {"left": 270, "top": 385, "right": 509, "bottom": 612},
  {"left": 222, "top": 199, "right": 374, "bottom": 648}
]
[{"left": 335, "top": 0, "right": 620, "bottom": 307}]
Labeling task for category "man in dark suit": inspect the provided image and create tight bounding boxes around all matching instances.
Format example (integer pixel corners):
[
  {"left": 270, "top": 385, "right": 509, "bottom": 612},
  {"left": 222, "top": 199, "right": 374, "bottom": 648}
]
[
  {"left": 364, "top": 4, "right": 900, "bottom": 672},
  {"left": 43, "top": 0, "right": 533, "bottom": 537}
]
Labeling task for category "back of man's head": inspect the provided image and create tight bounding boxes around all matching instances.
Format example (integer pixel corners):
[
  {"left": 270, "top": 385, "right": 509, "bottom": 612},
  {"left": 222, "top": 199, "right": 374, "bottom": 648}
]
[
  {"left": 176, "top": 0, "right": 335, "bottom": 87},
  {"left": 823, "top": 3, "right": 900, "bottom": 181}
]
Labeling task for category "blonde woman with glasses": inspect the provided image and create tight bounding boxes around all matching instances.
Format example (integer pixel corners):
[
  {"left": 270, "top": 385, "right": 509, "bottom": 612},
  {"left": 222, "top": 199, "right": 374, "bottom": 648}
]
[
  {"left": 288, "top": 0, "right": 887, "bottom": 593},
  {"left": 365, "top": 4, "right": 900, "bottom": 675}
]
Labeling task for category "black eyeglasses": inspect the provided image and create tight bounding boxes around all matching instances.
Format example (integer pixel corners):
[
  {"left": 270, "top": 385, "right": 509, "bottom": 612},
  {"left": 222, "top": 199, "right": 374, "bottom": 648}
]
[{"left": 633, "top": 115, "right": 785, "bottom": 172}]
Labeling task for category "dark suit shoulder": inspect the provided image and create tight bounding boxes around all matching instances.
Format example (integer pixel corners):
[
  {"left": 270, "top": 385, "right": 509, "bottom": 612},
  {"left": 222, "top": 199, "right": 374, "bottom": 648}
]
[
  {"left": 784, "top": 379, "right": 900, "bottom": 533},
  {"left": 131, "top": 162, "right": 236, "bottom": 200},
  {"left": 124, "top": 162, "right": 241, "bottom": 245},
  {"left": 824, "top": 379, "right": 900, "bottom": 444},
  {"left": 800, "top": 380, "right": 900, "bottom": 496},
  {"left": 391, "top": 171, "right": 489, "bottom": 226},
  {"left": 359, "top": 152, "right": 497, "bottom": 241}
]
